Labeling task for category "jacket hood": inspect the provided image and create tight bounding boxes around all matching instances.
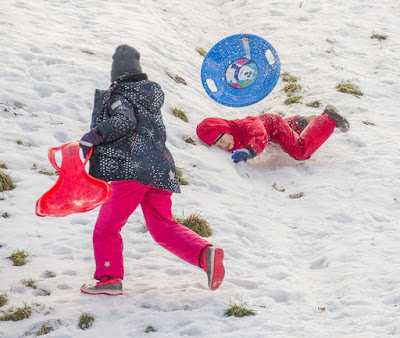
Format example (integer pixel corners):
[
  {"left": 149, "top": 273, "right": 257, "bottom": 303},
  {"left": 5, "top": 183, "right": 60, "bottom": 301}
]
[
  {"left": 196, "top": 117, "right": 233, "bottom": 146},
  {"left": 113, "top": 80, "right": 164, "bottom": 113}
]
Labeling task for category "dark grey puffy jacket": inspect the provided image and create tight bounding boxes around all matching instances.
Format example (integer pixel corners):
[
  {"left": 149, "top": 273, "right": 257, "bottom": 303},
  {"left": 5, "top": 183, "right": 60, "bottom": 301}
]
[{"left": 88, "top": 79, "right": 181, "bottom": 193}]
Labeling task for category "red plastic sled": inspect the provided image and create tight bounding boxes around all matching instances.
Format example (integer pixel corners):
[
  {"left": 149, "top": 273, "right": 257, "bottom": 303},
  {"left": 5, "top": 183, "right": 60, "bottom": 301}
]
[{"left": 36, "top": 141, "right": 112, "bottom": 217}]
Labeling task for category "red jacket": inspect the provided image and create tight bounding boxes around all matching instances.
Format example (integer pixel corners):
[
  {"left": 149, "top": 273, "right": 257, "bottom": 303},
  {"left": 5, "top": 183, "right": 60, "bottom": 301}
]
[{"left": 197, "top": 114, "right": 299, "bottom": 155}]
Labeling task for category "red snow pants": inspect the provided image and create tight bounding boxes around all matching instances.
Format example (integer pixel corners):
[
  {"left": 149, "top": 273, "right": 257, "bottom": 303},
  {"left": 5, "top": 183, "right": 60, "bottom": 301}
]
[
  {"left": 260, "top": 112, "right": 336, "bottom": 160},
  {"left": 92, "top": 180, "right": 211, "bottom": 280}
]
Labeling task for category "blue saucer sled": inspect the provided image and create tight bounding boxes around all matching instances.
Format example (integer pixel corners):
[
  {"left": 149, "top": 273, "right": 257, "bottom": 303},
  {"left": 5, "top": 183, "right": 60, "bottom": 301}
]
[{"left": 201, "top": 34, "right": 281, "bottom": 107}]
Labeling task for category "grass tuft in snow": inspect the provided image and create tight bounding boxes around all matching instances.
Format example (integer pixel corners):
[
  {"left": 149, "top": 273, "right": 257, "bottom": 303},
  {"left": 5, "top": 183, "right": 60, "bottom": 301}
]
[
  {"left": 284, "top": 95, "right": 302, "bottom": 105},
  {"left": 336, "top": 81, "right": 364, "bottom": 97},
  {"left": 282, "top": 83, "right": 302, "bottom": 95},
  {"left": 24, "top": 319, "right": 61, "bottom": 336},
  {"left": 35, "top": 321, "right": 55, "bottom": 336},
  {"left": 306, "top": 100, "right": 322, "bottom": 108},
  {"left": 176, "top": 167, "right": 188, "bottom": 185},
  {"left": 326, "top": 46, "right": 335, "bottom": 54},
  {"left": 0, "top": 162, "right": 7, "bottom": 169},
  {"left": 281, "top": 71, "right": 299, "bottom": 83},
  {"left": 16, "top": 139, "right": 31, "bottom": 147},
  {"left": 195, "top": 47, "right": 207, "bottom": 57},
  {"left": 325, "top": 37, "right": 336, "bottom": 53},
  {"left": 8, "top": 250, "right": 29, "bottom": 266},
  {"left": 182, "top": 137, "right": 196, "bottom": 145},
  {"left": 0, "top": 305, "right": 32, "bottom": 321},
  {"left": 2, "top": 212, "right": 9, "bottom": 218},
  {"left": 0, "top": 294, "right": 7, "bottom": 307},
  {"left": 0, "top": 170, "right": 15, "bottom": 192},
  {"left": 363, "top": 120, "right": 375, "bottom": 126},
  {"left": 81, "top": 49, "right": 95, "bottom": 55},
  {"left": 39, "top": 170, "right": 58, "bottom": 176},
  {"left": 174, "top": 213, "right": 212, "bottom": 237},
  {"left": 225, "top": 302, "right": 256, "bottom": 317},
  {"left": 172, "top": 107, "right": 188, "bottom": 122},
  {"left": 23, "top": 278, "right": 37, "bottom": 289},
  {"left": 165, "top": 70, "right": 187, "bottom": 85},
  {"left": 370, "top": 32, "right": 388, "bottom": 41},
  {"left": 32, "top": 164, "right": 58, "bottom": 176},
  {"left": 78, "top": 312, "right": 95, "bottom": 330},
  {"left": 145, "top": 325, "right": 157, "bottom": 333},
  {"left": 40, "top": 290, "right": 51, "bottom": 296},
  {"left": 42, "top": 270, "right": 56, "bottom": 278},
  {"left": 281, "top": 72, "right": 302, "bottom": 105},
  {"left": 290, "top": 192, "right": 304, "bottom": 199}
]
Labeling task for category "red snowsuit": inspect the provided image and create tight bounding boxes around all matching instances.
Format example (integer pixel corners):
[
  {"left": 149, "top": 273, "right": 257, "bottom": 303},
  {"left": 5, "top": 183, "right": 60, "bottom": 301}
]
[{"left": 196, "top": 113, "right": 336, "bottom": 161}]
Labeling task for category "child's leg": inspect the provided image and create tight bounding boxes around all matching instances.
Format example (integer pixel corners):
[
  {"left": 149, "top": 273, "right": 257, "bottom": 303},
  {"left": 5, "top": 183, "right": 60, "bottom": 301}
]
[
  {"left": 140, "top": 187, "right": 212, "bottom": 267},
  {"left": 269, "top": 113, "right": 336, "bottom": 160},
  {"left": 284, "top": 115, "right": 303, "bottom": 135},
  {"left": 93, "top": 180, "right": 148, "bottom": 280}
]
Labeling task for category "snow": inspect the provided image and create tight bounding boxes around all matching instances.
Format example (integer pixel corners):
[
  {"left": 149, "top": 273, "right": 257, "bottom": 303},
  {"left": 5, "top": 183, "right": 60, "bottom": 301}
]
[{"left": 1, "top": 0, "right": 400, "bottom": 336}]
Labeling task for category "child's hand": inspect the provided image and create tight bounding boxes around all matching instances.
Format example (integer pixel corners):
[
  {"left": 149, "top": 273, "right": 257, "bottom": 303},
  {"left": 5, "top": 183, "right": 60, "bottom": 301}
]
[
  {"left": 79, "top": 134, "right": 93, "bottom": 158},
  {"left": 79, "top": 129, "right": 102, "bottom": 158},
  {"left": 231, "top": 148, "right": 254, "bottom": 163}
]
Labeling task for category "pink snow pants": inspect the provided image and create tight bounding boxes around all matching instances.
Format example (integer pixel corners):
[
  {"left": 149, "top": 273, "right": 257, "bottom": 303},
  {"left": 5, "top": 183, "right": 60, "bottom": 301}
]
[{"left": 92, "top": 180, "right": 212, "bottom": 280}]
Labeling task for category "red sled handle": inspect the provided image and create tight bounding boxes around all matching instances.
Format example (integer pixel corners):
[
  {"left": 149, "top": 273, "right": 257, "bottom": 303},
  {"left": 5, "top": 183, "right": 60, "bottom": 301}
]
[{"left": 48, "top": 141, "right": 93, "bottom": 172}]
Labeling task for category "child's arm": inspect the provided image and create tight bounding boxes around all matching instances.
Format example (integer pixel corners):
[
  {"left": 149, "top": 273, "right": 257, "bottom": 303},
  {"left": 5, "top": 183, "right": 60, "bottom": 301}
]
[
  {"left": 238, "top": 117, "right": 268, "bottom": 156},
  {"left": 93, "top": 94, "right": 138, "bottom": 144}
]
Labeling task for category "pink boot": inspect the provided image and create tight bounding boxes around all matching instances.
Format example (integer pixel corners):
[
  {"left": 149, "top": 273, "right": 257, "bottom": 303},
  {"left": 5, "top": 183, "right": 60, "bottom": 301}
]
[
  {"left": 200, "top": 246, "right": 225, "bottom": 291},
  {"left": 80, "top": 276, "right": 123, "bottom": 296}
]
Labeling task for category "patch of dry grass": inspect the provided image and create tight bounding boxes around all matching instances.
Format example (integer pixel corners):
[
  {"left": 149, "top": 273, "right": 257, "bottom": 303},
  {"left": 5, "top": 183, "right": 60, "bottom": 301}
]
[
  {"left": 281, "top": 71, "right": 299, "bottom": 83},
  {"left": 172, "top": 107, "right": 188, "bottom": 122},
  {"left": 370, "top": 32, "right": 388, "bottom": 41},
  {"left": 8, "top": 250, "right": 28, "bottom": 266},
  {"left": 284, "top": 96, "right": 302, "bottom": 105},
  {"left": 0, "top": 294, "right": 7, "bottom": 307},
  {"left": 195, "top": 47, "right": 207, "bottom": 57},
  {"left": 174, "top": 213, "right": 212, "bottom": 237},
  {"left": 306, "top": 100, "right": 322, "bottom": 108},
  {"left": 0, "top": 305, "right": 32, "bottom": 321},
  {"left": 0, "top": 170, "right": 15, "bottom": 192},
  {"left": 225, "top": 302, "right": 256, "bottom": 317},
  {"left": 78, "top": 312, "right": 95, "bottom": 330},
  {"left": 165, "top": 70, "right": 187, "bottom": 85},
  {"left": 336, "top": 81, "right": 364, "bottom": 98},
  {"left": 176, "top": 167, "right": 188, "bottom": 186}
]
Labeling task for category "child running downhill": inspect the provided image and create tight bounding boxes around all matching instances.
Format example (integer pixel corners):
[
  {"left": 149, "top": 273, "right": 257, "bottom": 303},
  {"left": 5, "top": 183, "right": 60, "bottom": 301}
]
[
  {"left": 196, "top": 106, "right": 350, "bottom": 163},
  {"left": 79, "top": 45, "right": 224, "bottom": 295}
]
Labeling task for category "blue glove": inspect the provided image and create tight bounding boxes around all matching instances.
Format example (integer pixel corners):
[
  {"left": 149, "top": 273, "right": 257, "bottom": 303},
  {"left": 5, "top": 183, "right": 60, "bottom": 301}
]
[
  {"left": 231, "top": 148, "right": 253, "bottom": 163},
  {"left": 79, "top": 129, "right": 102, "bottom": 158}
]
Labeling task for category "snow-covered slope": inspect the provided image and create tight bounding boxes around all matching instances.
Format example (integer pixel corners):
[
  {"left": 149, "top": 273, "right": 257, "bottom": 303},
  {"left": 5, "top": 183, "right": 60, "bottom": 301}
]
[{"left": 0, "top": 0, "right": 399, "bottom": 336}]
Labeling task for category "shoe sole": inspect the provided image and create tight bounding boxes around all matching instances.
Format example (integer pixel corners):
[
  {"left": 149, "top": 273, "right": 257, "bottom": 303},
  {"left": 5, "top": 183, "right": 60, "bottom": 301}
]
[
  {"left": 207, "top": 248, "right": 225, "bottom": 291},
  {"left": 324, "top": 105, "right": 350, "bottom": 133},
  {"left": 80, "top": 285, "right": 123, "bottom": 296}
]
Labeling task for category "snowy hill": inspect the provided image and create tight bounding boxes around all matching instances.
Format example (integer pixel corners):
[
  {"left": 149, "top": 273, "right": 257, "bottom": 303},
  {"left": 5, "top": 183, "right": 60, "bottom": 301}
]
[{"left": 0, "top": 0, "right": 399, "bottom": 337}]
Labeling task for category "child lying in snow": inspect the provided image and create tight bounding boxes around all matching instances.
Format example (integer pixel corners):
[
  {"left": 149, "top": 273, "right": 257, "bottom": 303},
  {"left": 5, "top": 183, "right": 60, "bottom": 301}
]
[{"left": 196, "top": 105, "right": 350, "bottom": 163}]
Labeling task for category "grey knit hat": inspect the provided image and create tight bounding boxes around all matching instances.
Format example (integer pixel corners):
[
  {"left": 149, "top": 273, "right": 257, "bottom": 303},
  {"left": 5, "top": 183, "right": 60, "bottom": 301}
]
[{"left": 110, "top": 45, "right": 142, "bottom": 82}]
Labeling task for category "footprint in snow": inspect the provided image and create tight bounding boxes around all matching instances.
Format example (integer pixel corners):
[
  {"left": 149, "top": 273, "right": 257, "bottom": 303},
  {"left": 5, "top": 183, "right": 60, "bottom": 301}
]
[{"left": 309, "top": 256, "right": 330, "bottom": 270}]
